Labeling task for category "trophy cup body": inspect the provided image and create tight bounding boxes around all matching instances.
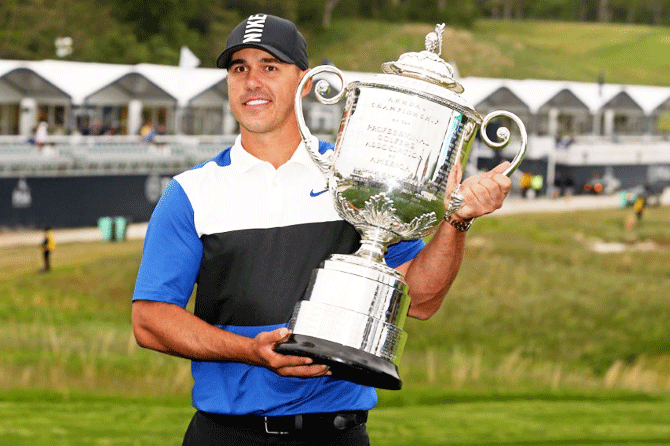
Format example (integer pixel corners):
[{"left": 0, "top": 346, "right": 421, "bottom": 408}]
[{"left": 275, "top": 25, "right": 527, "bottom": 390}]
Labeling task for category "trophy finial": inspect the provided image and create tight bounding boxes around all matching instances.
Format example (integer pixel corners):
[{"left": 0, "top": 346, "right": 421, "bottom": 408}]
[
  {"left": 425, "top": 23, "right": 446, "bottom": 56},
  {"left": 382, "top": 22, "right": 463, "bottom": 93}
]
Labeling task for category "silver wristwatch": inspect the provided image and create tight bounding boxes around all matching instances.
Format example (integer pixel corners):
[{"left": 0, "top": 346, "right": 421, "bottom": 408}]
[{"left": 445, "top": 214, "right": 475, "bottom": 232}]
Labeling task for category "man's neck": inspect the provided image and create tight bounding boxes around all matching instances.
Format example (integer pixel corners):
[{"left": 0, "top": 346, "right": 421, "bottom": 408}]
[{"left": 239, "top": 127, "right": 303, "bottom": 169}]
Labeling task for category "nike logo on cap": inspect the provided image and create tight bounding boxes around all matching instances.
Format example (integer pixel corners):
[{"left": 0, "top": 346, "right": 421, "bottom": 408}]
[{"left": 243, "top": 14, "right": 267, "bottom": 43}]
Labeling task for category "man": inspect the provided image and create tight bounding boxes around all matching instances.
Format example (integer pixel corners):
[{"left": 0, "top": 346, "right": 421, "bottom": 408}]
[
  {"left": 132, "top": 14, "right": 511, "bottom": 445},
  {"left": 41, "top": 226, "right": 55, "bottom": 272}
]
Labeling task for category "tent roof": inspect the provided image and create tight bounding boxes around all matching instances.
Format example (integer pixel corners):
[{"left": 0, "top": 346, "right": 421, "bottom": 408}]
[
  {"left": 0, "top": 59, "right": 226, "bottom": 106},
  {"left": 1, "top": 59, "right": 669, "bottom": 114}
]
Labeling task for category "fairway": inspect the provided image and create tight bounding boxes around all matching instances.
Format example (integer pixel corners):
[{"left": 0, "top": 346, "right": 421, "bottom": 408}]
[
  {"left": 2, "top": 391, "right": 670, "bottom": 445},
  {"left": 1, "top": 204, "right": 670, "bottom": 444}
]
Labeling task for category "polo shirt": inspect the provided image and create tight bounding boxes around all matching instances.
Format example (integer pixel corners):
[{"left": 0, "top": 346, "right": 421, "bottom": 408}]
[{"left": 133, "top": 135, "right": 425, "bottom": 416}]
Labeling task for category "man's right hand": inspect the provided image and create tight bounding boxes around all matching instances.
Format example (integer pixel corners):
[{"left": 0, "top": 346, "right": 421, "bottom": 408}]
[{"left": 251, "top": 327, "right": 331, "bottom": 378}]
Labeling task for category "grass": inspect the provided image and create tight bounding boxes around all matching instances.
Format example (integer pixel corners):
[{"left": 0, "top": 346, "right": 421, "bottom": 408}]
[
  {"left": 401, "top": 205, "right": 670, "bottom": 392},
  {"left": 2, "top": 389, "right": 670, "bottom": 445},
  {"left": 308, "top": 19, "right": 670, "bottom": 86},
  {"left": 1, "top": 205, "right": 670, "bottom": 443}
]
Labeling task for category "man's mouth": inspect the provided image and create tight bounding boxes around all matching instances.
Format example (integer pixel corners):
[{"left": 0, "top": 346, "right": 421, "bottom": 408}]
[{"left": 245, "top": 99, "right": 269, "bottom": 106}]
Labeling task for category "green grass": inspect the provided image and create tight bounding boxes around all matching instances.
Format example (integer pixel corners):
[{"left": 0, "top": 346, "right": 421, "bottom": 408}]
[
  {"left": 1, "top": 205, "right": 670, "bottom": 443},
  {"left": 402, "top": 205, "right": 670, "bottom": 391},
  {"left": 2, "top": 389, "right": 670, "bottom": 445},
  {"left": 308, "top": 19, "right": 670, "bottom": 86}
]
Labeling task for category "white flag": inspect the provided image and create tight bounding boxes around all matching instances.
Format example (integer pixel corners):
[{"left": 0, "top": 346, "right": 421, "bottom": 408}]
[{"left": 179, "top": 46, "right": 201, "bottom": 68}]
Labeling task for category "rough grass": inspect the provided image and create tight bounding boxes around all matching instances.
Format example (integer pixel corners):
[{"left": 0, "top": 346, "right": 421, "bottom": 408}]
[
  {"left": 403, "top": 205, "right": 670, "bottom": 392},
  {"left": 1, "top": 206, "right": 669, "bottom": 398}
]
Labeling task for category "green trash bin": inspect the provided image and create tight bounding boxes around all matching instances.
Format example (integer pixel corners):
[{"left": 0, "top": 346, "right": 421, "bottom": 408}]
[
  {"left": 114, "top": 217, "right": 128, "bottom": 241},
  {"left": 98, "top": 217, "right": 113, "bottom": 242}
]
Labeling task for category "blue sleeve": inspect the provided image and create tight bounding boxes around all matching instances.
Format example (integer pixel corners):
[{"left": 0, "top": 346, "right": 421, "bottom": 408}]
[
  {"left": 132, "top": 179, "right": 203, "bottom": 307},
  {"left": 384, "top": 238, "right": 425, "bottom": 268}
]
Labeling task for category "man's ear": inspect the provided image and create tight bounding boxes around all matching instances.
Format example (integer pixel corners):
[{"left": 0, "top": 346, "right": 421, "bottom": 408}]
[{"left": 300, "top": 71, "right": 313, "bottom": 98}]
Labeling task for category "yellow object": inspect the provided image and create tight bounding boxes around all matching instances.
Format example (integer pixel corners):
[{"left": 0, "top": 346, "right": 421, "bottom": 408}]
[
  {"left": 531, "top": 175, "right": 544, "bottom": 190},
  {"left": 43, "top": 230, "right": 56, "bottom": 251}
]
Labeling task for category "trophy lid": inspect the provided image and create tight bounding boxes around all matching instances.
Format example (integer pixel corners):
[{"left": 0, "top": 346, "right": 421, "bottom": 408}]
[{"left": 381, "top": 24, "right": 464, "bottom": 94}]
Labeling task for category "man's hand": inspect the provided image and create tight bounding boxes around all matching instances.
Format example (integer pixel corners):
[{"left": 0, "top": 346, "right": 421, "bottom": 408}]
[
  {"left": 251, "top": 328, "right": 331, "bottom": 378},
  {"left": 446, "top": 161, "right": 512, "bottom": 221}
]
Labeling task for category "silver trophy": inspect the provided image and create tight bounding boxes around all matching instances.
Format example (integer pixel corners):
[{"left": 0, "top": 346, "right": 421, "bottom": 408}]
[{"left": 275, "top": 24, "right": 527, "bottom": 390}]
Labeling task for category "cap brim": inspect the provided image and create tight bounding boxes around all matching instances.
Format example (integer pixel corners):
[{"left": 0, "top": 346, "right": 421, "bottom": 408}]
[{"left": 216, "top": 44, "right": 296, "bottom": 69}]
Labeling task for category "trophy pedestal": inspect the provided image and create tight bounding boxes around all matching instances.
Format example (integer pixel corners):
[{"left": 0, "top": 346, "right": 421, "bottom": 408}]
[
  {"left": 276, "top": 334, "right": 402, "bottom": 390},
  {"left": 276, "top": 255, "right": 410, "bottom": 390}
]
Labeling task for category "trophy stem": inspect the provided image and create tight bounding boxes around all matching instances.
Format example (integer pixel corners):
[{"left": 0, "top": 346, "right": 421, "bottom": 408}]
[
  {"left": 353, "top": 226, "right": 397, "bottom": 266},
  {"left": 353, "top": 239, "right": 386, "bottom": 264}
]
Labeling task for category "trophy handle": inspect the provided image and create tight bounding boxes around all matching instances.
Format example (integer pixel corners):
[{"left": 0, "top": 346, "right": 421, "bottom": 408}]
[
  {"left": 295, "top": 65, "right": 347, "bottom": 176},
  {"left": 480, "top": 110, "right": 528, "bottom": 177}
]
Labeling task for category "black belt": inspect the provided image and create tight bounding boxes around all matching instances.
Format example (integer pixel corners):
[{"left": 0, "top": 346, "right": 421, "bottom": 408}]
[{"left": 200, "top": 410, "right": 368, "bottom": 435}]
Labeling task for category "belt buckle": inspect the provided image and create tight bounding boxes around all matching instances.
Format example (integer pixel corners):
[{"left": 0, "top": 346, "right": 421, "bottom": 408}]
[{"left": 264, "top": 416, "right": 289, "bottom": 435}]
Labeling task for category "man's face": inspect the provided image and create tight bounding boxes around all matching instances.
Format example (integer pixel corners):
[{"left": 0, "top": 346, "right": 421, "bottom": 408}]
[{"left": 226, "top": 47, "right": 307, "bottom": 137}]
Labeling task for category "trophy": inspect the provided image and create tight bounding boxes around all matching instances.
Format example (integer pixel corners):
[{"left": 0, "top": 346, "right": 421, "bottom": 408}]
[{"left": 275, "top": 24, "right": 527, "bottom": 390}]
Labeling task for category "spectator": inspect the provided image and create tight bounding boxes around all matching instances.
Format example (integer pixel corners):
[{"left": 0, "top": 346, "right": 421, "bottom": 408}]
[
  {"left": 41, "top": 227, "right": 55, "bottom": 272},
  {"left": 564, "top": 174, "right": 575, "bottom": 197},
  {"left": 140, "top": 122, "right": 155, "bottom": 143},
  {"left": 553, "top": 172, "right": 565, "bottom": 198},
  {"left": 633, "top": 192, "right": 647, "bottom": 221},
  {"left": 531, "top": 174, "right": 544, "bottom": 198},
  {"left": 520, "top": 171, "right": 532, "bottom": 198},
  {"left": 35, "top": 121, "right": 48, "bottom": 152}
]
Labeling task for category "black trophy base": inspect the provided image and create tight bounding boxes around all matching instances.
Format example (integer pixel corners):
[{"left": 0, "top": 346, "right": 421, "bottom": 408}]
[{"left": 275, "top": 334, "right": 402, "bottom": 390}]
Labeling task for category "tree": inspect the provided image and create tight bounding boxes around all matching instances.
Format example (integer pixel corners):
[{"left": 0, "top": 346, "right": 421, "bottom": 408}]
[
  {"left": 647, "top": 0, "right": 666, "bottom": 24},
  {"left": 323, "top": 0, "right": 343, "bottom": 28},
  {"left": 528, "top": 0, "right": 581, "bottom": 21},
  {"left": 597, "top": 0, "right": 610, "bottom": 22}
]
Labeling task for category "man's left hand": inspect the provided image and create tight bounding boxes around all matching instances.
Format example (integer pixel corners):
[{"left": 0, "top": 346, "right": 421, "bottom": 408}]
[{"left": 448, "top": 161, "right": 512, "bottom": 221}]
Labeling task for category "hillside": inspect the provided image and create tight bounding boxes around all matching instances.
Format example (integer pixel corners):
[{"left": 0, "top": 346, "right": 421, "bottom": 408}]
[
  {"left": 3, "top": 5, "right": 670, "bottom": 88},
  {"left": 308, "top": 19, "right": 670, "bottom": 86}
]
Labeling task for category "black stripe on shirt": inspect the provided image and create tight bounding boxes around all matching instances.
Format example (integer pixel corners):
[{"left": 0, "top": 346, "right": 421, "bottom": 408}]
[{"left": 196, "top": 220, "right": 361, "bottom": 326}]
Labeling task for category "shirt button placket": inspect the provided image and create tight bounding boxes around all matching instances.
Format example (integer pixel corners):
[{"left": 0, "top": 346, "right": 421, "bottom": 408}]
[{"left": 268, "top": 173, "right": 283, "bottom": 224}]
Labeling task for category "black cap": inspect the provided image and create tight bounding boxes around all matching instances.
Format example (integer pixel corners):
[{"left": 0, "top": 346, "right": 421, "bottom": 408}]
[{"left": 216, "top": 14, "right": 309, "bottom": 70}]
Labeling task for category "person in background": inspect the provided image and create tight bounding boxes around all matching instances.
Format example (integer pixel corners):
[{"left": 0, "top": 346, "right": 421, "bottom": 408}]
[
  {"left": 530, "top": 174, "right": 544, "bottom": 198},
  {"left": 520, "top": 171, "right": 532, "bottom": 198},
  {"left": 140, "top": 122, "right": 156, "bottom": 143},
  {"left": 41, "top": 227, "right": 55, "bottom": 272},
  {"left": 35, "top": 120, "right": 48, "bottom": 152},
  {"left": 132, "top": 13, "right": 513, "bottom": 446},
  {"left": 633, "top": 192, "right": 647, "bottom": 220},
  {"left": 553, "top": 172, "right": 565, "bottom": 198}
]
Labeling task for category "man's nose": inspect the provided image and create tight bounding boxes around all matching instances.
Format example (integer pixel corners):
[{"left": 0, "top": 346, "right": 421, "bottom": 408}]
[{"left": 244, "top": 68, "right": 263, "bottom": 89}]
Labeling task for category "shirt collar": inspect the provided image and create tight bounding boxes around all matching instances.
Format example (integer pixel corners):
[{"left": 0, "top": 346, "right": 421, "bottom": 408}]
[
  {"left": 230, "top": 134, "right": 322, "bottom": 175},
  {"left": 230, "top": 135, "right": 262, "bottom": 174}
]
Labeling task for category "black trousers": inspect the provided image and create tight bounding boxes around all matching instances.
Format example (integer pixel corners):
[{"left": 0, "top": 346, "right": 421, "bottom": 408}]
[
  {"left": 182, "top": 411, "right": 371, "bottom": 446},
  {"left": 43, "top": 250, "right": 50, "bottom": 271}
]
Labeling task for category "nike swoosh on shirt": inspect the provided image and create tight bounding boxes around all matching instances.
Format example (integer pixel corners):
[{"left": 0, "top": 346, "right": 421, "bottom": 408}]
[{"left": 310, "top": 189, "right": 328, "bottom": 197}]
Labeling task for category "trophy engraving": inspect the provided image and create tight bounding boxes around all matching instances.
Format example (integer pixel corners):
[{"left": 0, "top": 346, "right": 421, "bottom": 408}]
[{"left": 275, "top": 24, "right": 527, "bottom": 390}]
